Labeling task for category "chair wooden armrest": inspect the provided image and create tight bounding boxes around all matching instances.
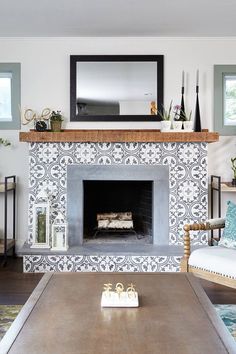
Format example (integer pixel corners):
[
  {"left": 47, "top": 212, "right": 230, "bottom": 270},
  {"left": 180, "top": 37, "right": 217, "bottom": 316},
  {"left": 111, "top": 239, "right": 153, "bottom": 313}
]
[{"left": 180, "top": 218, "right": 225, "bottom": 272}]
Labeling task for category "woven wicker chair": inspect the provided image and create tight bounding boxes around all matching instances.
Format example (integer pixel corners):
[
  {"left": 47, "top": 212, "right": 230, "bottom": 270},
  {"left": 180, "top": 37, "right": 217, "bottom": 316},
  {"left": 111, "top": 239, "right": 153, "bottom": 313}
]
[{"left": 180, "top": 218, "right": 236, "bottom": 289}]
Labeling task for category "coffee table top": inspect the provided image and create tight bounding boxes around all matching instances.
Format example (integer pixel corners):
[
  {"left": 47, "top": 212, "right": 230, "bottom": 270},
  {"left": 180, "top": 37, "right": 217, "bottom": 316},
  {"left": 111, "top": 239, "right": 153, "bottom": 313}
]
[{"left": 0, "top": 273, "right": 235, "bottom": 354}]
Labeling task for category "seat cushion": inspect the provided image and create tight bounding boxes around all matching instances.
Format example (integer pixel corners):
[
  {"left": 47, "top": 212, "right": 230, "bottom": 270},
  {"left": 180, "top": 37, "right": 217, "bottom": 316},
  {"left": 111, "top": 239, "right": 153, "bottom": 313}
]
[
  {"left": 189, "top": 246, "right": 236, "bottom": 279},
  {"left": 218, "top": 200, "right": 236, "bottom": 249}
]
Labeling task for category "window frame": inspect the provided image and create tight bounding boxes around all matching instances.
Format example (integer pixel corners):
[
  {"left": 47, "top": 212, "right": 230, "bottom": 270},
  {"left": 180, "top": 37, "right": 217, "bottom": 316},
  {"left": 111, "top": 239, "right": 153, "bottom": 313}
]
[
  {"left": 0, "top": 63, "right": 21, "bottom": 130},
  {"left": 214, "top": 64, "right": 236, "bottom": 135}
]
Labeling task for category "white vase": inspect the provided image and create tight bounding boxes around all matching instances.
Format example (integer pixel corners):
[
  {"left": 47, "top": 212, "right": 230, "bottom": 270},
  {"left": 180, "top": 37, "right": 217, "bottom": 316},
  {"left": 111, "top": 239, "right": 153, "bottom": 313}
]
[
  {"left": 173, "top": 121, "right": 183, "bottom": 131},
  {"left": 161, "top": 121, "right": 171, "bottom": 132},
  {"left": 183, "top": 121, "right": 193, "bottom": 131}
]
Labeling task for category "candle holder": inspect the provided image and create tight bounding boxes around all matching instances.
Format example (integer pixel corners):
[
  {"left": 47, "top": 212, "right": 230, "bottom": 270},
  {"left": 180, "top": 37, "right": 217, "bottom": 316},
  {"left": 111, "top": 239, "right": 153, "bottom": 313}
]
[
  {"left": 51, "top": 212, "right": 68, "bottom": 251},
  {"left": 194, "top": 69, "right": 202, "bottom": 132},
  {"left": 31, "top": 191, "right": 51, "bottom": 249}
]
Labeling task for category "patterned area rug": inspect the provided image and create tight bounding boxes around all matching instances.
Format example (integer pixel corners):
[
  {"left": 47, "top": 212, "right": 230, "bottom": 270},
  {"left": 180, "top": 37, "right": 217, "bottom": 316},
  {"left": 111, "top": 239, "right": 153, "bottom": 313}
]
[
  {"left": 215, "top": 304, "right": 236, "bottom": 341},
  {"left": 0, "top": 305, "right": 22, "bottom": 341},
  {"left": 0, "top": 304, "right": 235, "bottom": 342}
]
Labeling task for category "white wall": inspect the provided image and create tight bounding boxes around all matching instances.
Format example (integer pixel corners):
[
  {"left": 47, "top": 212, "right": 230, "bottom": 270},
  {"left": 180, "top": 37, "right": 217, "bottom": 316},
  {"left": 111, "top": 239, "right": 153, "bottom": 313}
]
[{"left": 1, "top": 37, "right": 236, "bottom": 250}]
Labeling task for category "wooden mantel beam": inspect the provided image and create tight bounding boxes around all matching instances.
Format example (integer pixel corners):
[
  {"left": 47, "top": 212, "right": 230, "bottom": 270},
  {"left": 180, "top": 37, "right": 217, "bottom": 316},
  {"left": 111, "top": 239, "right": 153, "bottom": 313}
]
[{"left": 19, "top": 129, "right": 219, "bottom": 143}]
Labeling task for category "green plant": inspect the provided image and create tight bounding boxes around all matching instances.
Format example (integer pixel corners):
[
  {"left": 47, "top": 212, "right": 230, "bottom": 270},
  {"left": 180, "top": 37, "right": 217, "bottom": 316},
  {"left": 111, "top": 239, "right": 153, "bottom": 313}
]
[
  {"left": 157, "top": 101, "right": 173, "bottom": 121},
  {"left": 231, "top": 157, "right": 236, "bottom": 179},
  {"left": 0, "top": 138, "right": 11, "bottom": 147},
  {"left": 173, "top": 105, "right": 192, "bottom": 121},
  {"left": 50, "top": 110, "right": 63, "bottom": 122},
  {"left": 184, "top": 111, "right": 192, "bottom": 121}
]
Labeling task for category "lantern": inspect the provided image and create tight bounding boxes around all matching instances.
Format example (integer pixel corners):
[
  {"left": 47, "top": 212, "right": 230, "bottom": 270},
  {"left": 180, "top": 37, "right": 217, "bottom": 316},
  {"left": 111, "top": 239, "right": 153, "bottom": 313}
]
[
  {"left": 51, "top": 212, "right": 68, "bottom": 251},
  {"left": 31, "top": 190, "right": 50, "bottom": 248}
]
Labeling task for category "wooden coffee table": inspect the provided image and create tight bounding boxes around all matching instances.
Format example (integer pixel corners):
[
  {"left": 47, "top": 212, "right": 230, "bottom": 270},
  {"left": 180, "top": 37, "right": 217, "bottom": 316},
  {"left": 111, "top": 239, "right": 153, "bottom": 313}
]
[{"left": 0, "top": 273, "right": 235, "bottom": 354}]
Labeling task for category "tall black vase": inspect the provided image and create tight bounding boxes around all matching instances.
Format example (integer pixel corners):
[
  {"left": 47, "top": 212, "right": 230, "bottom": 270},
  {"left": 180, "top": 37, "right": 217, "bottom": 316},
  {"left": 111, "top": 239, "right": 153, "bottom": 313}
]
[
  {"left": 179, "top": 87, "right": 185, "bottom": 121},
  {"left": 194, "top": 86, "right": 201, "bottom": 132},
  {"left": 179, "top": 87, "right": 185, "bottom": 129}
]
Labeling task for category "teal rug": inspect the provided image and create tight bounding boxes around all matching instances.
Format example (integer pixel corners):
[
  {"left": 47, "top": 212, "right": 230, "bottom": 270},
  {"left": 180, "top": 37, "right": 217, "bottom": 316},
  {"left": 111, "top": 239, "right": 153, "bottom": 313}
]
[
  {"left": 0, "top": 305, "right": 22, "bottom": 341},
  {"left": 0, "top": 304, "right": 235, "bottom": 342},
  {"left": 214, "top": 304, "right": 236, "bottom": 341}
]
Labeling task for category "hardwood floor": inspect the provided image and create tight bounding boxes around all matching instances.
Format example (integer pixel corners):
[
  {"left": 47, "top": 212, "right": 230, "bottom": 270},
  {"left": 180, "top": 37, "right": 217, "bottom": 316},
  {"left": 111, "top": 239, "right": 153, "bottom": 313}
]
[
  {"left": 0, "top": 257, "right": 42, "bottom": 305},
  {"left": 0, "top": 257, "right": 235, "bottom": 305}
]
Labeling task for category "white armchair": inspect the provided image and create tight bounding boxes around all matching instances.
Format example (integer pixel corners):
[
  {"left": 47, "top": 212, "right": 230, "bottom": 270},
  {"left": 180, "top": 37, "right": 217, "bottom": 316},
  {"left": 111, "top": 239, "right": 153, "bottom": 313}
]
[{"left": 180, "top": 218, "right": 236, "bottom": 289}]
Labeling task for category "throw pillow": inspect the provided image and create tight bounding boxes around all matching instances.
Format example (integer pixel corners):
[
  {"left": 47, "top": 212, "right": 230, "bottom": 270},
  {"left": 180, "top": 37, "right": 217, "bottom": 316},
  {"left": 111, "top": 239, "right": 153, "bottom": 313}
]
[{"left": 219, "top": 200, "right": 236, "bottom": 249}]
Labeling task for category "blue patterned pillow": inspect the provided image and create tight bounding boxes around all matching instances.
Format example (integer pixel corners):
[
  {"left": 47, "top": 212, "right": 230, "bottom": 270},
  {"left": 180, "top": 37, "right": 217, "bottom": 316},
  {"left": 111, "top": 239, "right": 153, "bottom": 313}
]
[{"left": 219, "top": 201, "right": 236, "bottom": 249}]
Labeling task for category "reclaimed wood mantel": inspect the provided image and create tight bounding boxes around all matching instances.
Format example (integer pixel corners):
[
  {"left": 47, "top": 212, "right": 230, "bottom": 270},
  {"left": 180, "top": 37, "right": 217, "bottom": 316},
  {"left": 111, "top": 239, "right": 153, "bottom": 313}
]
[{"left": 19, "top": 130, "right": 219, "bottom": 143}]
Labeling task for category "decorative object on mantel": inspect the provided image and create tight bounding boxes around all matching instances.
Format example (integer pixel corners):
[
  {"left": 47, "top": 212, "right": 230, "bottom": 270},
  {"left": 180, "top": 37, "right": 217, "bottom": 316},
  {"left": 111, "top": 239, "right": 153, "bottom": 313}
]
[
  {"left": 50, "top": 110, "right": 63, "bottom": 132},
  {"left": 158, "top": 101, "right": 172, "bottom": 131},
  {"left": 231, "top": 157, "right": 236, "bottom": 186},
  {"left": 21, "top": 107, "right": 51, "bottom": 131},
  {"left": 183, "top": 113, "right": 193, "bottom": 131},
  {"left": 194, "top": 69, "right": 202, "bottom": 132},
  {"left": 180, "top": 70, "right": 186, "bottom": 121},
  {"left": 0, "top": 138, "right": 11, "bottom": 147},
  {"left": 173, "top": 104, "right": 184, "bottom": 131},
  {"left": 172, "top": 71, "right": 187, "bottom": 131},
  {"left": 159, "top": 100, "right": 193, "bottom": 132},
  {"left": 101, "top": 282, "right": 139, "bottom": 307},
  {"left": 19, "top": 129, "right": 219, "bottom": 143},
  {"left": 31, "top": 190, "right": 51, "bottom": 249},
  {"left": 51, "top": 212, "right": 68, "bottom": 251}
]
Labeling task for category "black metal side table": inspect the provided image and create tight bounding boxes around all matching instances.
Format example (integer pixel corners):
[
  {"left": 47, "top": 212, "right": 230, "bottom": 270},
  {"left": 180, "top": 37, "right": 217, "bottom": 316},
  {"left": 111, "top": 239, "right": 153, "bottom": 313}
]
[{"left": 0, "top": 175, "right": 16, "bottom": 265}]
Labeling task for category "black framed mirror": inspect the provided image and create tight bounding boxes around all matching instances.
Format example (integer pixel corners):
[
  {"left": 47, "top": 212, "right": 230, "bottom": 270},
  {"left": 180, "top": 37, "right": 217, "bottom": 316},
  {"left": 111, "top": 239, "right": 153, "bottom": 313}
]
[{"left": 70, "top": 55, "right": 164, "bottom": 122}]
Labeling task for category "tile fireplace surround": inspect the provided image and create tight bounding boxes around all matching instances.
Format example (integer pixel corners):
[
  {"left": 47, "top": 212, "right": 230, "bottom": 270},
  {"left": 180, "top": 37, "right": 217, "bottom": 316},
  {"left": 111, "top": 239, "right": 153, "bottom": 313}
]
[{"left": 20, "top": 130, "right": 218, "bottom": 273}]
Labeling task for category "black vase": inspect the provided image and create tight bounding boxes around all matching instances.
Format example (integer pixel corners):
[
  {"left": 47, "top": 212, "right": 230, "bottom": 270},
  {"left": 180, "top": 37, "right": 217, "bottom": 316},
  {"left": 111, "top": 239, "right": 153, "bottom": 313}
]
[
  {"left": 180, "top": 87, "right": 185, "bottom": 129},
  {"left": 194, "top": 87, "right": 201, "bottom": 132}
]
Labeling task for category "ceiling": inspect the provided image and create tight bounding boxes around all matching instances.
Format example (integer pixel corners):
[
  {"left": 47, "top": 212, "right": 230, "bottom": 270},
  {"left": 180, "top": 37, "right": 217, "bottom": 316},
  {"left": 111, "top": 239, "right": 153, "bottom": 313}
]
[{"left": 0, "top": 0, "right": 236, "bottom": 37}]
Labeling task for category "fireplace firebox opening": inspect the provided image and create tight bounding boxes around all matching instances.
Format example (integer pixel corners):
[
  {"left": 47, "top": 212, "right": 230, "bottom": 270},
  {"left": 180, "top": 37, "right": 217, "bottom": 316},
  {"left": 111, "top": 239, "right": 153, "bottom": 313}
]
[{"left": 83, "top": 180, "right": 153, "bottom": 244}]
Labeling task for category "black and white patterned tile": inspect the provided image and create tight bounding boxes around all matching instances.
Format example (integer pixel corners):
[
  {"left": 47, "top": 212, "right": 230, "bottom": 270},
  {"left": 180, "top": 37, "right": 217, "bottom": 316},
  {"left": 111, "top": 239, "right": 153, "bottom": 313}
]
[
  {"left": 28, "top": 142, "right": 208, "bottom": 246},
  {"left": 26, "top": 142, "right": 208, "bottom": 271},
  {"left": 23, "top": 255, "right": 181, "bottom": 273}
]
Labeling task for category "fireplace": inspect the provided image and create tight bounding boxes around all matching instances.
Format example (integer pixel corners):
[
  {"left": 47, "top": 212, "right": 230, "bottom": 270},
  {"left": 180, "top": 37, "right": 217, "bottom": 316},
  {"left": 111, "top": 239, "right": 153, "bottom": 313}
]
[
  {"left": 67, "top": 165, "right": 169, "bottom": 246},
  {"left": 21, "top": 138, "right": 211, "bottom": 272}
]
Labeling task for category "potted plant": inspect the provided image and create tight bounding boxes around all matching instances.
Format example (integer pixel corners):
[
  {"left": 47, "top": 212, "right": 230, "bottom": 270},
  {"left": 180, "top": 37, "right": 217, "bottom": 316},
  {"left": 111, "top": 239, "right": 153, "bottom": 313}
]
[
  {"left": 172, "top": 106, "right": 193, "bottom": 131},
  {"left": 231, "top": 157, "right": 236, "bottom": 186},
  {"left": 50, "top": 110, "right": 63, "bottom": 132},
  {"left": 0, "top": 138, "right": 11, "bottom": 147},
  {"left": 157, "top": 101, "right": 172, "bottom": 132},
  {"left": 172, "top": 105, "right": 183, "bottom": 131},
  {"left": 183, "top": 111, "right": 193, "bottom": 131}
]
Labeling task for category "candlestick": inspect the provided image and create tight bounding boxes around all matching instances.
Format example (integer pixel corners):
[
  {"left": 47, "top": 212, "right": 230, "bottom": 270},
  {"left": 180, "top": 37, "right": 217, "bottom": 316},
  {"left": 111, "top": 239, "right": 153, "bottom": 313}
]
[
  {"left": 196, "top": 69, "right": 199, "bottom": 86},
  {"left": 182, "top": 70, "right": 185, "bottom": 87}
]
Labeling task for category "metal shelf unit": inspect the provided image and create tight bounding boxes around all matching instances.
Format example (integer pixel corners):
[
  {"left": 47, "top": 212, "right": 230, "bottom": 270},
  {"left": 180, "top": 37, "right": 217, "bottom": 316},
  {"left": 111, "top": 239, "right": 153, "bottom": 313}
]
[{"left": 0, "top": 176, "right": 16, "bottom": 265}]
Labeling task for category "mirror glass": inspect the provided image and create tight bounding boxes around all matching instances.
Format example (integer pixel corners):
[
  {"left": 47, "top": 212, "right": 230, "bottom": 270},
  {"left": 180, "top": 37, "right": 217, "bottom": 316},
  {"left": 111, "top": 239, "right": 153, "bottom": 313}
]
[{"left": 70, "top": 55, "right": 163, "bottom": 122}]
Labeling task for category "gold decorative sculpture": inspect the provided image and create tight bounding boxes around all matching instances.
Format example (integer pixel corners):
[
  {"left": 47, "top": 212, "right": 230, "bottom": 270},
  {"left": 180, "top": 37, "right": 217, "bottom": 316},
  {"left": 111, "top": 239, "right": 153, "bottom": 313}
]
[
  {"left": 21, "top": 107, "right": 51, "bottom": 125},
  {"left": 101, "top": 282, "right": 139, "bottom": 307}
]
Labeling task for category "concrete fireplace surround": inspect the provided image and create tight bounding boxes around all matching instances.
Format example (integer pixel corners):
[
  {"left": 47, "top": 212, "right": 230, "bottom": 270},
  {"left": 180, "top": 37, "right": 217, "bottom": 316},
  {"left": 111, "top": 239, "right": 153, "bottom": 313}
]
[
  {"left": 19, "top": 131, "right": 214, "bottom": 272},
  {"left": 67, "top": 165, "right": 169, "bottom": 246}
]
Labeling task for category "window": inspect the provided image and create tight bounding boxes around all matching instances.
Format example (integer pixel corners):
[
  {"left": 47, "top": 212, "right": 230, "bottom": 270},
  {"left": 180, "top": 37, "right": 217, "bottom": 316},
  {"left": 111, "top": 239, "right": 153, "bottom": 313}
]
[
  {"left": 214, "top": 65, "right": 236, "bottom": 135},
  {"left": 0, "top": 63, "right": 21, "bottom": 129}
]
